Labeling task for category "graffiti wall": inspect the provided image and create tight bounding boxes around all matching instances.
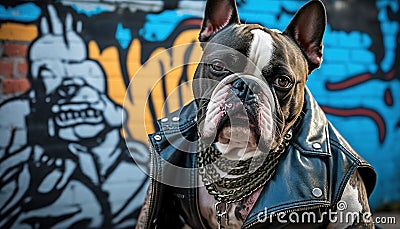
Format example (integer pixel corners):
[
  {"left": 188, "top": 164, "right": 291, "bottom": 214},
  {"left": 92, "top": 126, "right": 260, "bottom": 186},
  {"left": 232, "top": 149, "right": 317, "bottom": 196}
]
[{"left": 0, "top": 0, "right": 398, "bottom": 227}]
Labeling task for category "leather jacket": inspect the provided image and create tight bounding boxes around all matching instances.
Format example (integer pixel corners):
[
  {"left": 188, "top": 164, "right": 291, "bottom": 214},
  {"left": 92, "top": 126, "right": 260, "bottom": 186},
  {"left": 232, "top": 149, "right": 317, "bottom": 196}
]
[{"left": 142, "top": 88, "right": 376, "bottom": 228}]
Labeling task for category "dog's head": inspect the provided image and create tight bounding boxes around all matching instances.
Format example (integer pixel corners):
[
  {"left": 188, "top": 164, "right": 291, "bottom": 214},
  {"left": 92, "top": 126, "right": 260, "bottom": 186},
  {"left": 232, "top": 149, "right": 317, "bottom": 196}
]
[{"left": 193, "top": 0, "right": 326, "bottom": 156}]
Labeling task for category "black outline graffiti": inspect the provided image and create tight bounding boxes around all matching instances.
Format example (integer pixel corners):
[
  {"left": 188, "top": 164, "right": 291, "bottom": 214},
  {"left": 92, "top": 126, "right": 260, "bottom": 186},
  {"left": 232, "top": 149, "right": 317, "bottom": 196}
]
[{"left": 0, "top": 3, "right": 148, "bottom": 228}]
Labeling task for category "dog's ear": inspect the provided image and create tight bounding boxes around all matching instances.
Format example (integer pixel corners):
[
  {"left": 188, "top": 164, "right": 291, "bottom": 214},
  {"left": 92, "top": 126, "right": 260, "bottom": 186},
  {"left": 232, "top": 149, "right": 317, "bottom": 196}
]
[
  {"left": 199, "top": 0, "right": 240, "bottom": 42},
  {"left": 283, "top": 0, "right": 326, "bottom": 74}
]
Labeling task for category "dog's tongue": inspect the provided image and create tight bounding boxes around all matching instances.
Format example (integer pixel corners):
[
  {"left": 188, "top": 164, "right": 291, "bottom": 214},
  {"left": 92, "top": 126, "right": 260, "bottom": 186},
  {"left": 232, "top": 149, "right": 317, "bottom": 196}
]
[{"left": 218, "top": 125, "right": 258, "bottom": 148}]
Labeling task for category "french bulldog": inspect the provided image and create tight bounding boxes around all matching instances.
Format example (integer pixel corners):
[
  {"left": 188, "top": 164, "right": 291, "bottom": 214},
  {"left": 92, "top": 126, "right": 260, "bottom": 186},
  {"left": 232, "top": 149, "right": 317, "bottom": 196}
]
[{"left": 191, "top": 0, "right": 374, "bottom": 228}]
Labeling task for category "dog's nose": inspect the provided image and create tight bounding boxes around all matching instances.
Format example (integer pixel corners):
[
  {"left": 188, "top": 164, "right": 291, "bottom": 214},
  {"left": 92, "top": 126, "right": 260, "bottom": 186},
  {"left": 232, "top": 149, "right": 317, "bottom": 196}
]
[
  {"left": 231, "top": 79, "right": 258, "bottom": 104},
  {"left": 58, "top": 84, "right": 78, "bottom": 98},
  {"left": 57, "top": 78, "right": 85, "bottom": 98}
]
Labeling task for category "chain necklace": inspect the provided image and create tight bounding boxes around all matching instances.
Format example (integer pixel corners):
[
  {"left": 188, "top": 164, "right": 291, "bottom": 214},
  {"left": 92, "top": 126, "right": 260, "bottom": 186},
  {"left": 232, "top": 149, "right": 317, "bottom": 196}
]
[{"left": 197, "top": 130, "right": 293, "bottom": 228}]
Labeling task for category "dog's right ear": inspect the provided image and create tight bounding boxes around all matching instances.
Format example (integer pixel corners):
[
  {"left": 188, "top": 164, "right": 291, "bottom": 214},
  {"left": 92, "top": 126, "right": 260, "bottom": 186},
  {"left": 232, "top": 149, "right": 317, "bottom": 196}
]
[{"left": 199, "top": 0, "right": 240, "bottom": 42}]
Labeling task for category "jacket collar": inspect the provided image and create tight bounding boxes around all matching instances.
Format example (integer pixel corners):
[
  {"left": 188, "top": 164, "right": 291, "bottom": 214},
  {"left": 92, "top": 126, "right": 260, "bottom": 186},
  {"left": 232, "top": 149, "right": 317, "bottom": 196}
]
[{"left": 291, "top": 87, "right": 331, "bottom": 156}]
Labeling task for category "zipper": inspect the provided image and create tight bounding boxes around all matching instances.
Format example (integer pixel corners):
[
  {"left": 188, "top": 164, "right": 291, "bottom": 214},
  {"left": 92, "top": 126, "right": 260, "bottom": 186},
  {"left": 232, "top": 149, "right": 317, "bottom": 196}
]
[
  {"left": 242, "top": 203, "right": 329, "bottom": 228},
  {"left": 144, "top": 140, "right": 162, "bottom": 228}
]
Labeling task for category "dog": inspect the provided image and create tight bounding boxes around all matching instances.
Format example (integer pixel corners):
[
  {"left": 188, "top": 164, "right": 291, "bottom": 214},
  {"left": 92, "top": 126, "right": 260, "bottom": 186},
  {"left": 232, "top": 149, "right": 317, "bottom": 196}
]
[{"left": 137, "top": 0, "right": 376, "bottom": 228}]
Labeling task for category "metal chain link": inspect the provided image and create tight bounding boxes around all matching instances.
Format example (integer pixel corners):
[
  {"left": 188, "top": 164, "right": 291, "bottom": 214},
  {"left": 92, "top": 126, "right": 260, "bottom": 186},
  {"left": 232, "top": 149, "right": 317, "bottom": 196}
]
[{"left": 197, "top": 130, "right": 293, "bottom": 203}]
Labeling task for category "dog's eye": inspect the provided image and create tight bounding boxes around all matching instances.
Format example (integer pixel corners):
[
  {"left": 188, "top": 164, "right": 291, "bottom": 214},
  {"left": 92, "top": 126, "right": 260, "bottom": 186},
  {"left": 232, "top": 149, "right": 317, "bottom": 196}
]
[
  {"left": 211, "top": 64, "right": 224, "bottom": 71},
  {"left": 273, "top": 75, "right": 292, "bottom": 89},
  {"left": 209, "top": 60, "right": 230, "bottom": 77},
  {"left": 39, "top": 67, "right": 55, "bottom": 79}
]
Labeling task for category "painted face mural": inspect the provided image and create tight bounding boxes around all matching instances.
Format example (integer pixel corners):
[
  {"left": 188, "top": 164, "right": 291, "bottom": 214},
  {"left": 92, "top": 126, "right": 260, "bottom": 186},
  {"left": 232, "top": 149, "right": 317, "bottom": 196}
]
[
  {"left": 0, "top": 5, "right": 148, "bottom": 228},
  {"left": 30, "top": 6, "right": 122, "bottom": 142}
]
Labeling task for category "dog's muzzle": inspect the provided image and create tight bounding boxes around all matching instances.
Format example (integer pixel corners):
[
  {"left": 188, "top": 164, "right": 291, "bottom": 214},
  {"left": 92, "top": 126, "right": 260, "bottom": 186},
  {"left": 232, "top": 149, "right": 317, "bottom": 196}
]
[{"left": 199, "top": 75, "right": 276, "bottom": 153}]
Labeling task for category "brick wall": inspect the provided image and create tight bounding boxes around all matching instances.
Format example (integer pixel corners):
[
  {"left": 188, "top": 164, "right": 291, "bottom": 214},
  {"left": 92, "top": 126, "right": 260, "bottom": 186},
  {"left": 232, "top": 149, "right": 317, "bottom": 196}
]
[{"left": 0, "top": 41, "right": 30, "bottom": 95}]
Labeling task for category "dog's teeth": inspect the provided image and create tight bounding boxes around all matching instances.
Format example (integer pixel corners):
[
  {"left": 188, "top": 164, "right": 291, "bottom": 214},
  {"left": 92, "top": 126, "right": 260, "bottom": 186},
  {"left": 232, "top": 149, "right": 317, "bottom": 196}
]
[
  {"left": 46, "top": 158, "right": 54, "bottom": 166},
  {"left": 87, "top": 109, "right": 94, "bottom": 117},
  {"left": 52, "top": 105, "right": 60, "bottom": 113}
]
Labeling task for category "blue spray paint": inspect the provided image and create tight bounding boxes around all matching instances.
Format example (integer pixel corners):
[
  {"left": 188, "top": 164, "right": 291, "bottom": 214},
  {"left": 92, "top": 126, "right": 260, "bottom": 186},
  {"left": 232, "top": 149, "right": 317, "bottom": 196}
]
[
  {"left": 115, "top": 23, "right": 132, "bottom": 49},
  {"left": 0, "top": 3, "right": 41, "bottom": 22}
]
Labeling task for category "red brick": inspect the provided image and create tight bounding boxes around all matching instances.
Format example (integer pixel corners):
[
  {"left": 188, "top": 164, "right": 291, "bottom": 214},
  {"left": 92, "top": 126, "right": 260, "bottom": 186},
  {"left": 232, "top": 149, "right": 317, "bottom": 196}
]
[
  {"left": 2, "top": 78, "right": 30, "bottom": 94},
  {"left": 0, "top": 60, "right": 14, "bottom": 77},
  {"left": 17, "top": 60, "right": 28, "bottom": 75},
  {"left": 4, "top": 42, "right": 28, "bottom": 57}
]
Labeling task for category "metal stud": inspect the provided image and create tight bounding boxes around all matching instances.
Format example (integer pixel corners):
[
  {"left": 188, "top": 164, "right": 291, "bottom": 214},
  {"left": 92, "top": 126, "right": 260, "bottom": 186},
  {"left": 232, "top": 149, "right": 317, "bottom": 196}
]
[
  {"left": 312, "top": 142, "right": 322, "bottom": 150},
  {"left": 172, "top": 116, "right": 180, "bottom": 122},
  {"left": 154, "top": 135, "right": 162, "bottom": 141},
  {"left": 161, "top": 118, "right": 168, "bottom": 123},
  {"left": 312, "top": 187, "right": 323, "bottom": 198},
  {"left": 175, "top": 193, "right": 185, "bottom": 199}
]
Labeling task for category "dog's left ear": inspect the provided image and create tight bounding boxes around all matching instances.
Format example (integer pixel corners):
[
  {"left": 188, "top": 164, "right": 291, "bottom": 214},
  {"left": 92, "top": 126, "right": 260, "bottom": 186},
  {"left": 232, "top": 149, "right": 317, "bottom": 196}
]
[
  {"left": 283, "top": 0, "right": 326, "bottom": 74},
  {"left": 199, "top": 0, "right": 240, "bottom": 42}
]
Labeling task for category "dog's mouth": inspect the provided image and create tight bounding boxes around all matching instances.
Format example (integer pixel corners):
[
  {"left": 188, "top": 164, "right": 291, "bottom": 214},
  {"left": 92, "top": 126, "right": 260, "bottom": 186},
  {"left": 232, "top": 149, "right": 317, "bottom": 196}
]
[
  {"left": 200, "top": 98, "right": 275, "bottom": 153},
  {"left": 215, "top": 104, "right": 260, "bottom": 148},
  {"left": 53, "top": 105, "right": 103, "bottom": 128}
]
